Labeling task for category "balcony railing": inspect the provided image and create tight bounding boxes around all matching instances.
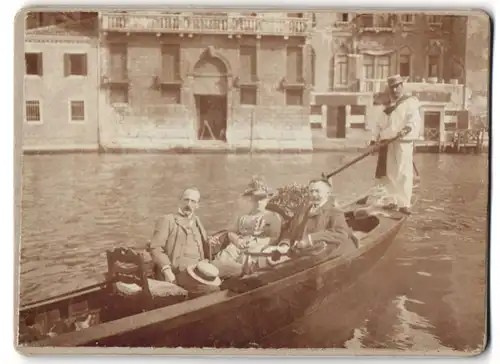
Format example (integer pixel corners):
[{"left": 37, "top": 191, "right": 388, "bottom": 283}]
[
  {"left": 356, "top": 14, "right": 396, "bottom": 32},
  {"left": 424, "top": 127, "right": 440, "bottom": 141},
  {"left": 100, "top": 13, "right": 309, "bottom": 36},
  {"left": 362, "top": 79, "right": 385, "bottom": 93}
]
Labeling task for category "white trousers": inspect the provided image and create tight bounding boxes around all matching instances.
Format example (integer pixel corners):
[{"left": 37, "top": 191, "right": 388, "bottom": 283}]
[{"left": 382, "top": 141, "right": 414, "bottom": 208}]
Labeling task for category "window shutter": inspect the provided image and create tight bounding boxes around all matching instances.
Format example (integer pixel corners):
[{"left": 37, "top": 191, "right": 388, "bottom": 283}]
[
  {"left": 64, "top": 54, "right": 70, "bottom": 77},
  {"left": 457, "top": 110, "right": 469, "bottom": 129},
  {"left": 82, "top": 54, "right": 88, "bottom": 76},
  {"left": 38, "top": 53, "right": 43, "bottom": 76}
]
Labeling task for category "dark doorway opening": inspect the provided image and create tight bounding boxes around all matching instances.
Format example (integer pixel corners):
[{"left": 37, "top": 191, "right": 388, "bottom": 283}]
[
  {"left": 326, "top": 105, "right": 346, "bottom": 138},
  {"left": 195, "top": 95, "right": 227, "bottom": 141},
  {"left": 424, "top": 111, "right": 440, "bottom": 141}
]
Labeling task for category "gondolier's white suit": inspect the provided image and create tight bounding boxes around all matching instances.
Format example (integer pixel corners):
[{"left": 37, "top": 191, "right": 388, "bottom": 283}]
[{"left": 372, "top": 94, "right": 421, "bottom": 208}]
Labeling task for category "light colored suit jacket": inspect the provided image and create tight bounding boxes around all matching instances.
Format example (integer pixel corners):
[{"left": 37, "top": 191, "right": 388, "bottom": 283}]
[{"left": 147, "top": 212, "right": 210, "bottom": 272}]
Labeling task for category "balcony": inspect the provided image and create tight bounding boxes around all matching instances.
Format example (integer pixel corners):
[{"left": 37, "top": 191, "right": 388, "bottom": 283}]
[
  {"left": 361, "top": 78, "right": 466, "bottom": 109},
  {"left": 356, "top": 14, "right": 396, "bottom": 33},
  {"left": 100, "top": 12, "right": 309, "bottom": 37}
]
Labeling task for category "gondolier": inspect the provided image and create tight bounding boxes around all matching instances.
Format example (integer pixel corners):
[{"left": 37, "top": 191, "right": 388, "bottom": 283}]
[{"left": 370, "top": 74, "right": 421, "bottom": 215}]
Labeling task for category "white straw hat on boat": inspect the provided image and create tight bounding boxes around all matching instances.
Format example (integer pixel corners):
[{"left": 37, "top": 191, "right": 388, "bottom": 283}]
[{"left": 187, "top": 261, "right": 222, "bottom": 287}]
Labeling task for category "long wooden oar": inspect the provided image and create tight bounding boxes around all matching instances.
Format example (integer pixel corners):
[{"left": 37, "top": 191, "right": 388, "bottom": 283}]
[{"left": 321, "top": 135, "right": 400, "bottom": 180}]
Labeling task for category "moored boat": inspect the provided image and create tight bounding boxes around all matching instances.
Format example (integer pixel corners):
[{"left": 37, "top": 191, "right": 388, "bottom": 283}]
[{"left": 17, "top": 187, "right": 414, "bottom": 349}]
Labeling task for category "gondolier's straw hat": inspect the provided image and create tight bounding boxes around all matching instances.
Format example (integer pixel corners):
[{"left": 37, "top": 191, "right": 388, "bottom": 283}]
[
  {"left": 187, "top": 261, "right": 221, "bottom": 287},
  {"left": 387, "top": 74, "right": 407, "bottom": 88}
]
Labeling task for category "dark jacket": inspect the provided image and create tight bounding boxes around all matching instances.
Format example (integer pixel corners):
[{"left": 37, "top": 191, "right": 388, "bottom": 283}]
[{"left": 284, "top": 198, "right": 356, "bottom": 254}]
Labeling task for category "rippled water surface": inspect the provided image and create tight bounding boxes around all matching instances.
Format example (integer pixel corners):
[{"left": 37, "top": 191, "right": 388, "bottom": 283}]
[{"left": 19, "top": 152, "right": 488, "bottom": 352}]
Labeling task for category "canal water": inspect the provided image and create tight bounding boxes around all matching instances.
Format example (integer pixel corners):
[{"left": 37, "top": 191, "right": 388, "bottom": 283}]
[{"left": 19, "top": 152, "right": 488, "bottom": 352}]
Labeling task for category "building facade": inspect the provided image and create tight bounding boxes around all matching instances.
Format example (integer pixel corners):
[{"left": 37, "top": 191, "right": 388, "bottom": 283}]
[
  {"left": 98, "top": 11, "right": 314, "bottom": 151},
  {"left": 309, "top": 11, "right": 477, "bottom": 144},
  {"left": 22, "top": 11, "right": 488, "bottom": 152},
  {"left": 23, "top": 18, "right": 100, "bottom": 151}
]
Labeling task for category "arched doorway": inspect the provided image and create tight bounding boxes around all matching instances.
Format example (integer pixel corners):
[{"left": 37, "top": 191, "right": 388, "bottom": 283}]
[{"left": 192, "top": 54, "right": 229, "bottom": 141}]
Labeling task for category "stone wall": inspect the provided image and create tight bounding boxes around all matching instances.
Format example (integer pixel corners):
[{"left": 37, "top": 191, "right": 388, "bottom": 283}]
[{"left": 99, "top": 33, "right": 312, "bottom": 151}]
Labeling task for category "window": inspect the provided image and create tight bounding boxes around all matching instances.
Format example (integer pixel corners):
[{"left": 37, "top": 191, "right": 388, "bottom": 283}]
[
  {"left": 428, "top": 55, "right": 440, "bottom": 77},
  {"left": 286, "top": 89, "right": 303, "bottom": 106},
  {"left": 360, "top": 14, "right": 374, "bottom": 27},
  {"left": 25, "top": 52, "right": 43, "bottom": 76},
  {"left": 339, "top": 13, "right": 349, "bottom": 22},
  {"left": 363, "top": 55, "right": 375, "bottom": 79},
  {"left": 334, "top": 54, "right": 348, "bottom": 86},
  {"left": 239, "top": 45, "right": 257, "bottom": 83},
  {"left": 239, "top": 46, "right": 258, "bottom": 105},
  {"left": 160, "top": 44, "right": 181, "bottom": 103},
  {"left": 427, "top": 15, "right": 442, "bottom": 25},
  {"left": 70, "top": 100, "right": 85, "bottom": 122},
  {"left": 363, "top": 54, "right": 391, "bottom": 79},
  {"left": 109, "top": 44, "right": 129, "bottom": 104},
  {"left": 161, "top": 44, "right": 181, "bottom": 82},
  {"left": 377, "top": 56, "right": 390, "bottom": 80},
  {"left": 399, "top": 54, "right": 411, "bottom": 77},
  {"left": 25, "top": 100, "right": 41, "bottom": 123},
  {"left": 286, "top": 46, "right": 303, "bottom": 83},
  {"left": 400, "top": 14, "right": 414, "bottom": 23},
  {"left": 109, "top": 44, "right": 128, "bottom": 81},
  {"left": 64, "top": 54, "right": 87, "bottom": 76},
  {"left": 240, "top": 87, "right": 257, "bottom": 105}
]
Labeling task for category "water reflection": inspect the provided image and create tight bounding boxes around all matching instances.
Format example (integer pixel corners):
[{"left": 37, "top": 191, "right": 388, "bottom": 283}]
[{"left": 19, "top": 152, "right": 488, "bottom": 351}]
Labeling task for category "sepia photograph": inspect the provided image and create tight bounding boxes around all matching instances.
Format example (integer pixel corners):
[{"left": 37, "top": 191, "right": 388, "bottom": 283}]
[{"left": 15, "top": 8, "right": 490, "bottom": 356}]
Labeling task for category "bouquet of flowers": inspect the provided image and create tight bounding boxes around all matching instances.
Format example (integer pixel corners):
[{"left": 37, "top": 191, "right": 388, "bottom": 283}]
[{"left": 266, "top": 182, "right": 311, "bottom": 221}]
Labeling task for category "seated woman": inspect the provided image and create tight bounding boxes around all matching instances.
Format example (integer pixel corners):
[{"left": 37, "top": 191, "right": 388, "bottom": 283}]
[{"left": 211, "top": 176, "right": 282, "bottom": 278}]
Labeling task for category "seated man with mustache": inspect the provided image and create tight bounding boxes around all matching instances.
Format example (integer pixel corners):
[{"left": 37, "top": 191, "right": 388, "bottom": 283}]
[
  {"left": 290, "top": 178, "right": 357, "bottom": 255},
  {"left": 147, "top": 187, "right": 220, "bottom": 295}
]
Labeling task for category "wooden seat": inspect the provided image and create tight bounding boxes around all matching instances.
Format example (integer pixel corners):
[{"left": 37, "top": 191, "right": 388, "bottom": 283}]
[{"left": 106, "top": 247, "right": 188, "bottom": 310}]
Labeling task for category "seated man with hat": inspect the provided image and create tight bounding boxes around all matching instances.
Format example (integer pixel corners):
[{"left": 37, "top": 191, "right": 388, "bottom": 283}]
[{"left": 290, "top": 178, "right": 357, "bottom": 255}]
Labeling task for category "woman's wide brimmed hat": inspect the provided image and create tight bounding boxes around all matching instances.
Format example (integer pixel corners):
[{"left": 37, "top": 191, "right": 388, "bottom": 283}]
[
  {"left": 186, "top": 261, "right": 222, "bottom": 287},
  {"left": 242, "top": 176, "right": 273, "bottom": 199}
]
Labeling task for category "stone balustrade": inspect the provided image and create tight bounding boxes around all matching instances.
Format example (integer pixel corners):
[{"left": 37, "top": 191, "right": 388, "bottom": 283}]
[{"left": 100, "top": 12, "right": 309, "bottom": 36}]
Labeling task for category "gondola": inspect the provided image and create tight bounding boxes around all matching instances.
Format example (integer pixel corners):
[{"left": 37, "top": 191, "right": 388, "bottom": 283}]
[
  {"left": 18, "top": 138, "right": 419, "bottom": 350},
  {"left": 17, "top": 188, "right": 414, "bottom": 349}
]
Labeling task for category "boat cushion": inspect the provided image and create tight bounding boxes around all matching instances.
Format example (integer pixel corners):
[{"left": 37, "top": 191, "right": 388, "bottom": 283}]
[{"left": 114, "top": 279, "right": 188, "bottom": 299}]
